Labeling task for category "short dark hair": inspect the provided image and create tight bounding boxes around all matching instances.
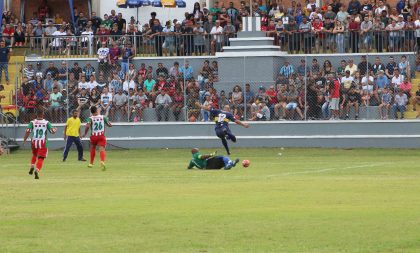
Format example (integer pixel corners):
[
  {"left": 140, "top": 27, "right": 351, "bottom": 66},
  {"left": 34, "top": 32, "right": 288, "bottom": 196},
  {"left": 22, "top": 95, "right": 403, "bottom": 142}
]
[
  {"left": 91, "top": 106, "right": 98, "bottom": 114},
  {"left": 36, "top": 109, "right": 44, "bottom": 117}
]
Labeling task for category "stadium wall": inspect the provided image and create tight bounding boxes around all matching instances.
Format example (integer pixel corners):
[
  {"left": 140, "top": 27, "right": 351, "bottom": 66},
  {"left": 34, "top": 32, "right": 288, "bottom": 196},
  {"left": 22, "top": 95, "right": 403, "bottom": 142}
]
[{"left": 3, "top": 121, "right": 420, "bottom": 149}]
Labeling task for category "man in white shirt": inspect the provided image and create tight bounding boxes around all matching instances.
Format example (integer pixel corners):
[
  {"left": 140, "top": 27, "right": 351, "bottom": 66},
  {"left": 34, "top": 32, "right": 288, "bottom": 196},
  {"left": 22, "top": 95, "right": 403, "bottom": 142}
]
[
  {"left": 391, "top": 69, "right": 404, "bottom": 89},
  {"left": 97, "top": 41, "right": 110, "bottom": 77},
  {"left": 210, "top": 20, "right": 224, "bottom": 53},
  {"left": 88, "top": 75, "right": 98, "bottom": 91},
  {"left": 341, "top": 70, "right": 355, "bottom": 91},
  {"left": 49, "top": 26, "right": 67, "bottom": 54},
  {"left": 78, "top": 76, "right": 89, "bottom": 91},
  {"left": 81, "top": 26, "right": 94, "bottom": 54},
  {"left": 100, "top": 87, "right": 113, "bottom": 117}
]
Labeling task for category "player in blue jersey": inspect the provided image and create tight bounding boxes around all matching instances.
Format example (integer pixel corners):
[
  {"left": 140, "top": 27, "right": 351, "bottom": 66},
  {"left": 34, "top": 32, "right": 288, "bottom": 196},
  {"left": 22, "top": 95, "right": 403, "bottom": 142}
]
[{"left": 204, "top": 104, "right": 249, "bottom": 155}]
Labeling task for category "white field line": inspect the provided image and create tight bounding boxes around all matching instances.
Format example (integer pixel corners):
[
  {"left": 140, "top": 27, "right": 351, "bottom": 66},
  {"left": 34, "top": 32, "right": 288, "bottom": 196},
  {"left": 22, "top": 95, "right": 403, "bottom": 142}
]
[{"left": 266, "top": 163, "right": 389, "bottom": 178}]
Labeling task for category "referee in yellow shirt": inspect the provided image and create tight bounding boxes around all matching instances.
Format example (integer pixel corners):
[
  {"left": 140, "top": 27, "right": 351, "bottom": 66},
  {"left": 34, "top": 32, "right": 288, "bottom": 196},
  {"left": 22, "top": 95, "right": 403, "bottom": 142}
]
[{"left": 63, "top": 110, "right": 86, "bottom": 162}]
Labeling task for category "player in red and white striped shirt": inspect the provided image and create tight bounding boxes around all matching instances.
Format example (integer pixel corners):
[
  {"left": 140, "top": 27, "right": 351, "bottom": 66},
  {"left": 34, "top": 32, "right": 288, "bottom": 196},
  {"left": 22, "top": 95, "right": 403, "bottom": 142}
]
[
  {"left": 82, "top": 106, "right": 112, "bottom": 170},
  {"left": 23, "top": 110, "right": 57, "bottom": 179}
]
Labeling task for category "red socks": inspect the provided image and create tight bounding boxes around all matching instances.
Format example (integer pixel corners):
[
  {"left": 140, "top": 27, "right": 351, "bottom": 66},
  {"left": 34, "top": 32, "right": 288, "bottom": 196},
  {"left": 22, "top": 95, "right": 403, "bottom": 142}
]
[
  {"left": 31, "top": 155, "right": 37, "bottom": 166},
  {"left": 100, "top": 150, "right": 106, "bottom": 162},
  {"left": 36, "top": 157, "right": 44, "bottom": 171},
  {"left": 90, "top": 147, "right": 96, "bottom": 164}
]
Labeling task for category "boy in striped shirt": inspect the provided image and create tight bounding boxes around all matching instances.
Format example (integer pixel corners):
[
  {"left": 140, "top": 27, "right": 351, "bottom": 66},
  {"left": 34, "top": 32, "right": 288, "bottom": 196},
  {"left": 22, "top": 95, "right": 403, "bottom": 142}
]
[
  {"left": 23, "top": 110, "right": 57, "bottom": 179},
  {"left": 82, "top": 106, "right": 112, "bottom": 170}
]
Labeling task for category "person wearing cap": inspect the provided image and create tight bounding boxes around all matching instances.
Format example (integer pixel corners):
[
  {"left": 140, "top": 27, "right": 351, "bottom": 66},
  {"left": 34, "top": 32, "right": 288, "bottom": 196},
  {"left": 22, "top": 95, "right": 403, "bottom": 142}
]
[{"left": 63, "top": 109, "right": 85, "bottom": 162}]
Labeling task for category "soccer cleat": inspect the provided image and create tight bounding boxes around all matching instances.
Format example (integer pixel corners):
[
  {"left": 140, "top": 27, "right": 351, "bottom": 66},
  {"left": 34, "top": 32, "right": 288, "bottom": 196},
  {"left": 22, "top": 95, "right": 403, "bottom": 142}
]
[
  {"left": 79, "top": 158, "right": 87, "bottom": 162},
  {"left": 62, "top": 158, "right": 66, "bottom": 162},
  {"left": 87, "top": 164, "right": 93, "bottom": 168},
  {"left": 100, "top": 161, "right": 106, "bottom": 171},
  {"left": 34, "top": 169, "right": 39, "bottom": 179},
  {"left": 28, "top": 167, "right": 34, "bottom": 175},
  {"left": 233, "top": 159, "right": 240, "bottom": 167}
]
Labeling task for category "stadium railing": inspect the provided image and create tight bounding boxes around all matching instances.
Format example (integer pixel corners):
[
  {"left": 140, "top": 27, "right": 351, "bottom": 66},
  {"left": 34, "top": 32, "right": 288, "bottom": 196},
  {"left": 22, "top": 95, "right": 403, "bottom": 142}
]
[
  {"left": 22, "top": 33, "right": 237, "bottom": 57},
  {"left": 16, "top": 29, "right": 418, "bottom": 57}
]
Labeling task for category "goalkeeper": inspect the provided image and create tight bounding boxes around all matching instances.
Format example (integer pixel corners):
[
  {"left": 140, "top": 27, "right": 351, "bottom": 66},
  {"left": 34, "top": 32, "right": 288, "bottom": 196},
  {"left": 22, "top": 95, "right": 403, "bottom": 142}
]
[{"left": 187, "top": 148, "right": 240, "bottom": 170}]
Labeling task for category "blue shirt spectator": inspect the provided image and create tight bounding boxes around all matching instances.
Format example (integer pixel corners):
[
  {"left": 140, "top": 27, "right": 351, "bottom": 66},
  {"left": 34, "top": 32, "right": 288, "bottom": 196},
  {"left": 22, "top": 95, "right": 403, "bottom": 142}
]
[
  {"left": 375, "top": 71, "right": 390, "bottom": 89},
  {"left": 180, "top": 62, "right": 194, "bottom": 79},
  {"left": 279, "top": 62, "right": 294, "bottom": 78},
  {"left": 82, "top": 64, "right": 95, "bottom": 79}
]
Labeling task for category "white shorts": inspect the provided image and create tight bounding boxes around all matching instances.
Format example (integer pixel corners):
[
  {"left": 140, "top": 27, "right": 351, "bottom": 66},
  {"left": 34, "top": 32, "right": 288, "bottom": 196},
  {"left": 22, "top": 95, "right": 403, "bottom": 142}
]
[{"left": 329, "top": 98, "right": 340, "bottom": 110}]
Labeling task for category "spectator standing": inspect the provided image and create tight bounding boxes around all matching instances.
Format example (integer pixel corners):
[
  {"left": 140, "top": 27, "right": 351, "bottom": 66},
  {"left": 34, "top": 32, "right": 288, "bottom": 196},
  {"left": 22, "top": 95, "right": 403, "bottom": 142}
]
[
  {"left": 82, "top": 63, "right": 95, "bottom": 80},
  {"left": 121, "top": 42, "right": 135, "bottom": 76},
  {"left": 0, "top": 40, "right": 10, "bottom": 85},
  {"left": 111, "top": 89, "right": 128, "bottom": 120},
  {"left": 151, "top": 19, "right": 164, "bottom": 56},
  {"left": 329, "top": 75, "right": 341, "bottom": 120},
  {"left": 57, "top": 61, "right": 68, "bottom": 88},
  {"left": 97, "top": 42, "right": 110, "bottom": 78},
  {"left": 49, "top": 86, "right": 63, "bottom": 122},
  {"left": 210, "top": 20, "right": 224, "bottom": 54}
]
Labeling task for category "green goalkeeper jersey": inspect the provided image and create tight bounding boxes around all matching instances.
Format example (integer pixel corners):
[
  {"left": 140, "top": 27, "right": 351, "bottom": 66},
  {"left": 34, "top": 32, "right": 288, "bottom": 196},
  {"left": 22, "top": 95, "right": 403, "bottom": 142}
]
[{"left": 188, "top": 152, "right": 207, "bottom": 169}]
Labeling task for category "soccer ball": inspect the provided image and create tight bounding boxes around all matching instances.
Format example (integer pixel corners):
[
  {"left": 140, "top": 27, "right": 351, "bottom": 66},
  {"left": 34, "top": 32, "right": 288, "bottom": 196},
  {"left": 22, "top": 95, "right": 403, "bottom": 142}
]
[{"left": 242, "top": 160, "right": 250, "bottom": 167}]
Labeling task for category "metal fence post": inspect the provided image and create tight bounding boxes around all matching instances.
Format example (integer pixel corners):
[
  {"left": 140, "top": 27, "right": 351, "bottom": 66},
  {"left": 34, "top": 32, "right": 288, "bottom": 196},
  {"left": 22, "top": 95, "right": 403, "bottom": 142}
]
[
  {"left": 304, "top": 55, "right": 307, "bottom": 121},
  {"left": 243, "top": 56, "right": 247, "bottom": 121}
]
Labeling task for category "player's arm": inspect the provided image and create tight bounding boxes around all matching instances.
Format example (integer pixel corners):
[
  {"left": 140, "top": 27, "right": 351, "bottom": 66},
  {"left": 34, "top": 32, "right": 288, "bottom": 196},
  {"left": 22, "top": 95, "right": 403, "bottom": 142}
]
[
  {"left": 187, "top": 160, "right": 195, "bottom": 169},
  {"left": 83, "top": 120, "right": 92, "bottom": 138},
  {"left": 234, "top": 119, "right": 249, "bottom": 128},
  {"left": 104, "top": 117, "right": 112, "bottom": 127},
  {"left": 47, "top": 122, "right": 57, "bottom": 134},
  {"left": 23, "top": 122, "right": 33, "bottom": 145},
  {"left": 198, "top": 151, "right": 217, "bottom": 160}
]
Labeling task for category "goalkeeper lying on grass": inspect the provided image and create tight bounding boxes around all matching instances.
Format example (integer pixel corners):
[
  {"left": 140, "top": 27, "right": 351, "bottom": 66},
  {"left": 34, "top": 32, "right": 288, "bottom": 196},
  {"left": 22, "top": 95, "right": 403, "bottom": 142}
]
[{"left": 187, "top": 148, "right": 240, "bottom": 170}]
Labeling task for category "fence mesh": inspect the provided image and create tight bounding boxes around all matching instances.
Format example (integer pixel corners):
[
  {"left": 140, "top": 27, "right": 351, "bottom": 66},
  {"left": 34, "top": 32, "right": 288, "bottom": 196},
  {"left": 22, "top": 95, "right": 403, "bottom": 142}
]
[{"left": 2, "top": 51, "right": 416, "bottom": 125}]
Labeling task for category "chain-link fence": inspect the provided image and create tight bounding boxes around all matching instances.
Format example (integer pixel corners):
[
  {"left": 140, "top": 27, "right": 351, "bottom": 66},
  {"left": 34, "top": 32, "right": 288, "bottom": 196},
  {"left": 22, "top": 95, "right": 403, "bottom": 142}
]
[{"left": 5, "top": 51, "right": 416, "bottom": 124}]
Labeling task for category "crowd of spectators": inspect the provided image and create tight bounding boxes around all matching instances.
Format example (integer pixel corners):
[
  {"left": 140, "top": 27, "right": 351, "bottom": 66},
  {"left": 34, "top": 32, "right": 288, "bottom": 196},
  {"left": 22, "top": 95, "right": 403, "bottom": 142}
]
[
  {"left": 15, "top": 53, "right": 420, "bottom": 123},
  {"left": 1, "top": 0, "right": 420, "bottom": 55}
]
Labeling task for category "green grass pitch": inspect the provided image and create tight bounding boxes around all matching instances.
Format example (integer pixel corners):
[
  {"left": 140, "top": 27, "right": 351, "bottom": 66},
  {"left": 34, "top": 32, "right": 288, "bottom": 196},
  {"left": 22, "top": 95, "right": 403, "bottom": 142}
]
[{"left": 1, "top": 148, "right": 420, "bottom": 253}]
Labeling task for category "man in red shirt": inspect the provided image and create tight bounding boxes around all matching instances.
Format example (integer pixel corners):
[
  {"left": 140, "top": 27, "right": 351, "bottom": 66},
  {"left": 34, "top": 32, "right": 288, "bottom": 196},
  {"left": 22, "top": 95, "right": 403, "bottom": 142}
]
[
  {"left": 348, "top": 16, "right": 360, "bottom": 53},
  {"left": 2, "top": 24, "right": 14, "bottom": 46},
  {"left": 265, "top": 85, "right": 278, "bottom": 113},
  {"left": 97, "top": 25, "right": 110, "bottom": 45},
  {"left": 311, "top": 17, "right": 323, "bottom": 53},
  {"left": 328, "top": 74, "right": 341, "bottom": 120}
]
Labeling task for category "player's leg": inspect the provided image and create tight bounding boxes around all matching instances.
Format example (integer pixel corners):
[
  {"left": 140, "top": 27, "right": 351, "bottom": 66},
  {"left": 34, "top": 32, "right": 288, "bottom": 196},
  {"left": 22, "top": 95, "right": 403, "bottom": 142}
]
[
  {"left": 222, "top": 156, "right": 240, "bottom": 170},
  {"left": 29, "top": 145, "right": 37, "bottom": 175},
  {"left": 205, "top": 157, "right": 225, "bottom": 170},
  {"left": 216, "top": 128, "right": 231, "bottom": 155},
  {"left": 88, "top": 136, "right": 96, "bottom": 167},
  {"left": 34, "top": 148, "right": 48, "bottom": 179},
  {"left": 98, "top": 136, "right": 107, "bottom": 171},
  {"left": 62, "top": 136, "right": 74, "bottom": 162},
  {"left": 99, "top": 145, "right": 106, "bottom": 171},
  {"left": 225, "top": 128, "right": 237, "bottom": 143}
]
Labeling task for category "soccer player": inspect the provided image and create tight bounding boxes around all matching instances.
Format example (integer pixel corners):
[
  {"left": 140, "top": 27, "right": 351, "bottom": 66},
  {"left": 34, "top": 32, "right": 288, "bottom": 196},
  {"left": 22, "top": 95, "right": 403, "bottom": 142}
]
[
  {"left": 187, "top": 148, "right": 240, "bottom": 170},
  {"left": 23, "top": 110, "right": 57, "bottom": 179},
  {"left": 203, "top": 104, "right": 249, "bottom": 155},
  {"left": 63, "top": 110, "right": 86, "bottom": 162},
  {"left": 82, "top": 106, "right": 112, "bottom": 170}
]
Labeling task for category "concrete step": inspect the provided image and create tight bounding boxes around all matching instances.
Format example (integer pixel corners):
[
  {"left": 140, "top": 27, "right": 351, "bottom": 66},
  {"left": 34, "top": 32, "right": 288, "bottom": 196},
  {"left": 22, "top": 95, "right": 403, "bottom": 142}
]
[
  {"left": 236, "top": 31, "right": 267, "bottom": 38},
  {"left": 229, "top": 37, "right": 274, "bottom": 47},
  {"left": 223, "top": 45, "right": 280, "bottom": 52}
]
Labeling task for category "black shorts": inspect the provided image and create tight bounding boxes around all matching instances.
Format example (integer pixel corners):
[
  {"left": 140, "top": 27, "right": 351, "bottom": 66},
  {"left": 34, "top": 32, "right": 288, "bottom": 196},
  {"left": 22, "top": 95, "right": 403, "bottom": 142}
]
[{"left": 206, "top": 156, "right": 225, "bottom": 170}]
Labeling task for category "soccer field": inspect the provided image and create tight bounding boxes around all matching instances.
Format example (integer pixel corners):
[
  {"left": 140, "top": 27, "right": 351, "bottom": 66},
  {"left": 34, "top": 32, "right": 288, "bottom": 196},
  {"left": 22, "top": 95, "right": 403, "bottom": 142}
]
[{"left": 1, "top": 148, "right": 420, "bottom": 253}]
